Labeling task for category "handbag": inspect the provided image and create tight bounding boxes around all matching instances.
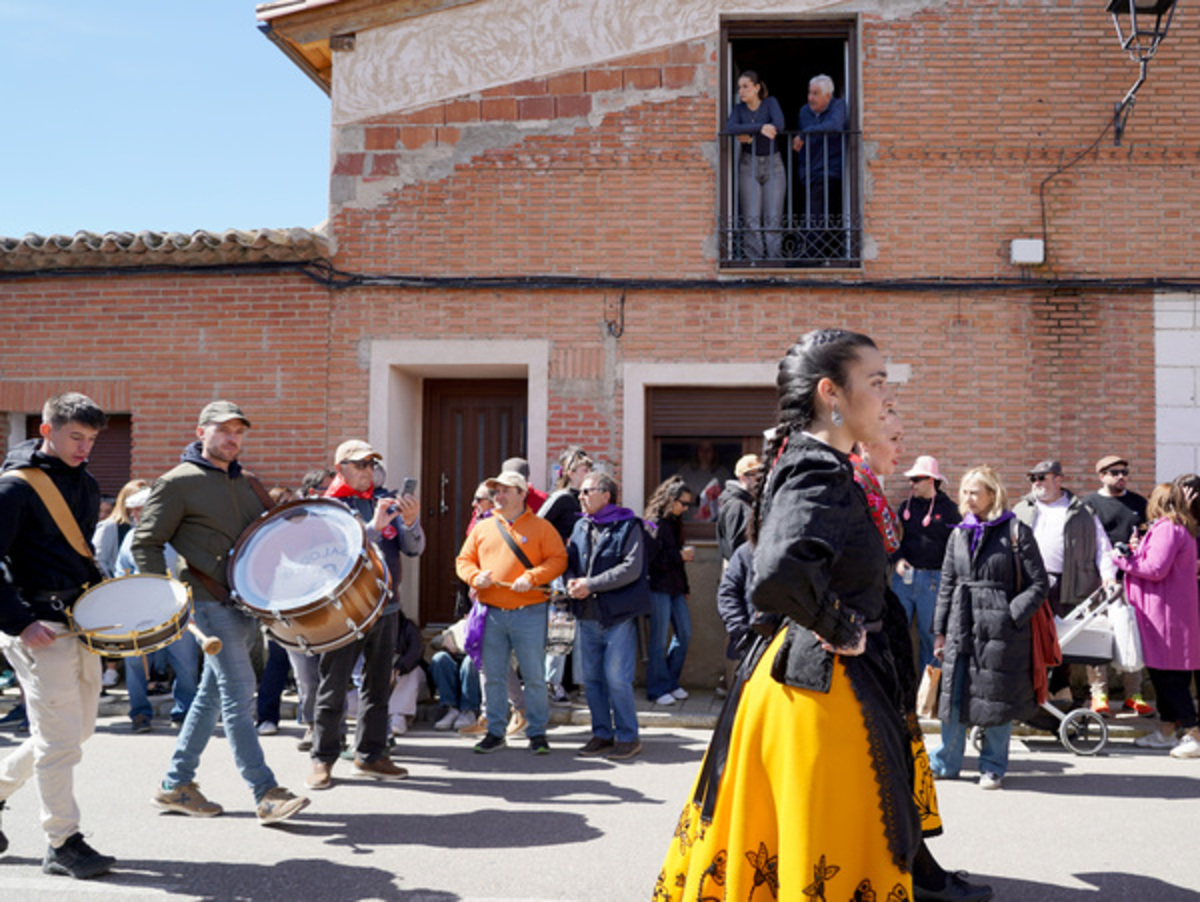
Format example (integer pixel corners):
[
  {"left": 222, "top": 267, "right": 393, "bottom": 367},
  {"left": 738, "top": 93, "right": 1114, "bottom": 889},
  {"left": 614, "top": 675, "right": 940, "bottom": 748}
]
[
  {"left": 916, "top": 663, "right": 941, "bottom": 719},
  {"left": 1109, "top": 592, "right": 1144, "bottom": 672}
]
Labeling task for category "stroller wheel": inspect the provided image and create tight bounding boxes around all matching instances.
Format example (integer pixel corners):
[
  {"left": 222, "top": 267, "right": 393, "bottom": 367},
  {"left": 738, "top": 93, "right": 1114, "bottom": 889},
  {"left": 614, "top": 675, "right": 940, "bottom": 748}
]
[
  {"left": 1059, "top": 707, "right": 1108, "bottom": 755},
  {"left": 969, "top": 725, "right": 986, "bottom": 753}
]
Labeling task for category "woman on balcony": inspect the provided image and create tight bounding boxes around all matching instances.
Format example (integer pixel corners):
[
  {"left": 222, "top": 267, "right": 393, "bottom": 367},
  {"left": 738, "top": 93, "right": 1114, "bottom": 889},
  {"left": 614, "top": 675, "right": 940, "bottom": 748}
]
[{"left": 725, "top": 70, "right": 785, "bottom": 261}]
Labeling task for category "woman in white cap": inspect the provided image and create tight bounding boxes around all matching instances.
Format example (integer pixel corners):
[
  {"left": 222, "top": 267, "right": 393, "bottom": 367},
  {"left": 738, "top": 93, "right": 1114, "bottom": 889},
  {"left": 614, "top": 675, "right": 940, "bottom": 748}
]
[{"left": 894, "top": 456, "right": 961, "bottom": 674}]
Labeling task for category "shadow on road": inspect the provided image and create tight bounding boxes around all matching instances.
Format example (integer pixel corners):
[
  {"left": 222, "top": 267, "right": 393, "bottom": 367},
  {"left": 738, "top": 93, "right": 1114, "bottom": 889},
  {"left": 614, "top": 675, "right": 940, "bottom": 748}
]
[{"left": 978, "top": 871, "right": 1200, "bottom": 901}]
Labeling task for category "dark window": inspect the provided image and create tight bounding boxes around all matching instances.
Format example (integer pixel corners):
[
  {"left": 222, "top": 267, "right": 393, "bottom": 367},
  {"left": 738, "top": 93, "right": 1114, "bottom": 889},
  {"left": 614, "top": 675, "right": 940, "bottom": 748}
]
[
  {"left": 645, "top": 387, "right": 775, "bottom": 535},
  {"left": 718, "top": 19, "right": 861, "bottom": 268}
]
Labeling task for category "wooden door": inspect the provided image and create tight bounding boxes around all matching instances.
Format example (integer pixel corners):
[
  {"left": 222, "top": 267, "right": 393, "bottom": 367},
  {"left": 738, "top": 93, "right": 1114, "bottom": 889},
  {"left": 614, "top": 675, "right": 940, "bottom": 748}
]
[{"left": 419, "top": 379, "right": 527, "bottom": 625}]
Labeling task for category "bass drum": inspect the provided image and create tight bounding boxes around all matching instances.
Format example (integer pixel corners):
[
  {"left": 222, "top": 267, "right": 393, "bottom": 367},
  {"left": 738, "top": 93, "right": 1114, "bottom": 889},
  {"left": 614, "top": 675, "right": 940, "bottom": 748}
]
[{"left": 228, "top": 498, "right": 390, "bottom": 655}]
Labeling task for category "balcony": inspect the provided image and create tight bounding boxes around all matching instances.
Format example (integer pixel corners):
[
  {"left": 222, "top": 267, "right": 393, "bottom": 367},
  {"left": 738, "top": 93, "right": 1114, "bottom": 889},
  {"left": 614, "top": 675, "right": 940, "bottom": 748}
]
[{"left": 718, "top": 129, "right": 861, "bottom": 269}]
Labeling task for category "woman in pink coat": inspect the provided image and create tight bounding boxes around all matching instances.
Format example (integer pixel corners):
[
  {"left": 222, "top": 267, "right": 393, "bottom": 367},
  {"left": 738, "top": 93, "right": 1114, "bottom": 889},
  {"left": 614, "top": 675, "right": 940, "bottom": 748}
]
[{"left": 1114, "top": 480, "right": 1200, "bottom": 759}]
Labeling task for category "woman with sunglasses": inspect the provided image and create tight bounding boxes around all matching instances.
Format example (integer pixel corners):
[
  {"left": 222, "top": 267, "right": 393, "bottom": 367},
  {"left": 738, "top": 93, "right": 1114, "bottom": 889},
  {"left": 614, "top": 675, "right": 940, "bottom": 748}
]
[{"left": 643, "top": 476, "right": 695, "bottom": 706}]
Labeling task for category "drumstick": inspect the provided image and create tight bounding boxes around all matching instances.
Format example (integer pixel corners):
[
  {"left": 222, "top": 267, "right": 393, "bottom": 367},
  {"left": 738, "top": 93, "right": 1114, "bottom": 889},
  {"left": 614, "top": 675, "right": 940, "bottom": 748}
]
[
  {"left": 54, "top": 624, "right": 119, "bottom": 639},
  {"left": 493, "top": 580, "right": 552, "bottom": 596},
  {"left": 187, "top": 622, "right": 223, "bottom": 655}
]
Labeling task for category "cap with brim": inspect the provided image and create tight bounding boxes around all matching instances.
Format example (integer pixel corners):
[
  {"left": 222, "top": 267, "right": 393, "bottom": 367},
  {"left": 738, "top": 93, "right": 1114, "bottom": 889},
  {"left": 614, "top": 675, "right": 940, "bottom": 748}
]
[
  {"left": 1028, "top": 459, "right": 1063, "bottom": 477},
  {"left": 197, "top": 400, "right": 251, "bottom": 428},
  {"left": 735, "top": 454, "right": 764, "bottom": 478},
  {"left": 334, "top": 439, "right": 382, "bottom": 465},
  {"left": 904, "top": 455, "right": 945, "bottom": 482},
  {"left": 485, "top": 471, "right": 528, "bottom": 493},
  {"left": 1095, "top": 455, "right": 1128, "bottom": 474}
]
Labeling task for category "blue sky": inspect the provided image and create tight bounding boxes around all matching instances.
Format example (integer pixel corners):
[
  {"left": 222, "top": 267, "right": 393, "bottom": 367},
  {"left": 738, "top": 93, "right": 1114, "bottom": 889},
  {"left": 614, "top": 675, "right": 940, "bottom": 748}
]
[{"left": 0, "top": 1, "right": 330, "bottom": 237}]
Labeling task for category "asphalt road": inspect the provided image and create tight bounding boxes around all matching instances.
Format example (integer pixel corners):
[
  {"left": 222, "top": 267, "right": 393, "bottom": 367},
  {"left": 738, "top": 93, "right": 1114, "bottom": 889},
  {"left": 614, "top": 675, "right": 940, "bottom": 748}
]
[{"left": 0, "top": 716, "right": 1198, "bottom": 901}]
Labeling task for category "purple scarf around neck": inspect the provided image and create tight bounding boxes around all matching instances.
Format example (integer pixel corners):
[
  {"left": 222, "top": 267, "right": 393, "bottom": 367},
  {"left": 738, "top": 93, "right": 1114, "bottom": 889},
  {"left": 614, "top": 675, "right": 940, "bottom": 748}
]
[
  {"left": 585, "top": 503, "right": 638, "bottom": 525},
  {"left": 956, "top": 509, "right": 1015, "bottom": 554}
]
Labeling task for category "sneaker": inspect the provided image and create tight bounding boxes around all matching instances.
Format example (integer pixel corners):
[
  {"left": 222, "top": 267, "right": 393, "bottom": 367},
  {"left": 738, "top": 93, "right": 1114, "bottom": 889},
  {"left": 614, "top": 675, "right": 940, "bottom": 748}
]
[
  {"left": 153, "top": 781, "right": 223, "bottom": 817},
  {"left": 354, "top": 757, "right": 409, "bottom": 779},
  {"left": 460, "top": 713, "right": 488, "bottom": 736},
  {"left": 671, "top": 687, "right": 689, "bottom": 700},
  {"left": 1124, "top": 695, "right": 1156, "bottom": 716},
  {"left": 257, "top": 721, "right": 278, "bottom": 736},
  {"left": 654, "top": 693, "right": 676, "bottom": 706},
  {"left": 296, "top": 727, "right": 314, "bottom": 752},
  {"left": 978, "top": 771, "right": 1003, "bottom": 790},
  {"left": 389, "top": 714, "right": 408, "bottom": 736},
  {"left": 256, "top": 787, "right": 310, "bottom": 825},
  {"left": 529, "top": 734, "right": 551, "bottom": 755},
  {"left": 1090, "top": 695, "right": 1111, "bottom": 717},
  {"left": 506, "top": 709, "right": 528, "bottom": 738},
  {"left": 453, "top": 709, "right": 478, "bottom": 731},
  {"left": 305, "top": 761, "right": 334, "bottom": 791},
  {"left": 435, "top": 707, "right": 460, "bottom": 731},
  {"left": 1169, "top": 735, "right": 1200, "bottom": 759},
  {"left": 131, "top": 714, "right": 152, "bottom": 734},
  {"left": 1135, "top": 729, "right": 1179, "bottom": 750},
  {"left": 578, "top": 736, "right": 616, "bottom": 757},
  {"left": 101, "top": 668, "right": 119, "bottom": 688},
  {"left": 607, "top": 739, "right": 643, "bottom": 761},
  {"left": 42, "top": 832, "right": 115, "bottom": 880},
  {"left": 474, "top": 732, "right": 506, "bottom": 754}
]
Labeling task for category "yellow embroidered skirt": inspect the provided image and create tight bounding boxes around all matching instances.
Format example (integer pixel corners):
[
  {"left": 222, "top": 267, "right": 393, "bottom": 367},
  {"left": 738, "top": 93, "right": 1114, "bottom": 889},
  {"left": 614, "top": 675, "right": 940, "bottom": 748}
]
[{"left": 655, "top": 630, "right": 912, "bottom": 902}]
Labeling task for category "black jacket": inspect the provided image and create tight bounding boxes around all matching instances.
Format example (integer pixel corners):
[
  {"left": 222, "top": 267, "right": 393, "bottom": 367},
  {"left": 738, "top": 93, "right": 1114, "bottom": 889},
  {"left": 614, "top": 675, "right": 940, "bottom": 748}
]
[
  {"left": 646, "top": 514, "right": 690, "bottom": 596},
  {"left": 934, "top": 516, "right": 1049, "bottom": 727},
  {"left": 566, "top": 515, "right": 651, "bottom": 627},
  {"left": 538, "top": 488, "right": 582, "bottom": 543},
  {"left": 0, "top": 439, "right": 102, "bottom": 635},
  {"left": 896, "top": 490, "right": 960, "bottom": 570},
  {"left": 715, "top": 480, "right": 753, "bottom": 561}
]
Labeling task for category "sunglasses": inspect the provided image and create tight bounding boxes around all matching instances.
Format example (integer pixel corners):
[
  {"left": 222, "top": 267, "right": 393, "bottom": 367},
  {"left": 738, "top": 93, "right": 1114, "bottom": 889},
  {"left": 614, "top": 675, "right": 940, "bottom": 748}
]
[
  {"left": 580, "top": 487, "right": 605, "bottom": 495},
  {"left": 1104, "top": 468, "right": 1129, "bottom": 477},
  {"left": 345, "top": 459, "right": 377, "bottom": 470},
  {"left": 1028, "top": 474, "right": 1051, "bottom": 483},
  {"left": 909, "top": 476, "right": 930, "bottom": 484}
]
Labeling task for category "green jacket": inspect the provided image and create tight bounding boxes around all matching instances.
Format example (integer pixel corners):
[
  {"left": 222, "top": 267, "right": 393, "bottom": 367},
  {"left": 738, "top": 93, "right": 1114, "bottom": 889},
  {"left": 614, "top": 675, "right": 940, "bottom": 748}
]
[{"left": 132, "top": 443, "right": 267, "bottom": 601}]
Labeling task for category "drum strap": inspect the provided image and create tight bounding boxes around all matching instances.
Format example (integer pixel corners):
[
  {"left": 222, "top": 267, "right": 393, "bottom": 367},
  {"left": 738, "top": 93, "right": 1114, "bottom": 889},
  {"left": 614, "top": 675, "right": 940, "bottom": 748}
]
[
  {"left": 242, "top": 471, "right": 276, "bottom": 512},
  {"left": 1, "top": 468, "right": 95, "bottom": 561}
]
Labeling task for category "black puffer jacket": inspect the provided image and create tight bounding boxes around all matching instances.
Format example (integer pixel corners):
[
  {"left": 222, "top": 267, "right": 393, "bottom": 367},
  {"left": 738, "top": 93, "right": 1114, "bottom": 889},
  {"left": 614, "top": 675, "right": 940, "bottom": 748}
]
[{"left": 933, "top": 514, "right": 1048, "bottom": 727}]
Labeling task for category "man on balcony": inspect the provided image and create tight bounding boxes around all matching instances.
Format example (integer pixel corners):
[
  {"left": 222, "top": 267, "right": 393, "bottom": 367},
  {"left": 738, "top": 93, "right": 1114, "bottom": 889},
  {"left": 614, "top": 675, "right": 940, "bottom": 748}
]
[{"left": 792, "top": 74, "right": 848, "bottom": 259}]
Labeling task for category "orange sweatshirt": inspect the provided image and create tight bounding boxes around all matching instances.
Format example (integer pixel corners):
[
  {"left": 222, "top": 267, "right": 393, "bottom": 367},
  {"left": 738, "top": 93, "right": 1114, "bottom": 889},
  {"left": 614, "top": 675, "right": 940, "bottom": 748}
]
[{"left": 455, "top": 509, "right": 568, "bottom": 609}]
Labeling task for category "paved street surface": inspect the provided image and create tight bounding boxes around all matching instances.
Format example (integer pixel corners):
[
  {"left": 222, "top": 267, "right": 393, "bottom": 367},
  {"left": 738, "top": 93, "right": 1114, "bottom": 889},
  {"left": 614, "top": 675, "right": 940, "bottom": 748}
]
[{"left": 1, "top": 706, "right": 1199, "bottom": 900}]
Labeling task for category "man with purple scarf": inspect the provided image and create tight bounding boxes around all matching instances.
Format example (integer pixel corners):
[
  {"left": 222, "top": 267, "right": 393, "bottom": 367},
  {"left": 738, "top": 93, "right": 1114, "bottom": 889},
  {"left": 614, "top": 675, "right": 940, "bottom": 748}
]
[{"left": 565, "top": 472, "right": 652, "bottom": 761}]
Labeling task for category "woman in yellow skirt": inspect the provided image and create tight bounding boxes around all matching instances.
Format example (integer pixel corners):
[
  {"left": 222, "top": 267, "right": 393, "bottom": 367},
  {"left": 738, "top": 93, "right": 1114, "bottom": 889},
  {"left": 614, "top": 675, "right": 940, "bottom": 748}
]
[{"left": 655, "top": 330, "right": 920, "bottom": 902}]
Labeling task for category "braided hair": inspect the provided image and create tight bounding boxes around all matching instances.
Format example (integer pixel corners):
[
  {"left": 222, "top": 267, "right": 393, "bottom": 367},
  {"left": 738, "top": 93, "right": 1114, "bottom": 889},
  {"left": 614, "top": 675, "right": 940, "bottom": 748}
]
[{"left": 752, "top": 329, "right": 878, "bottom": 532}]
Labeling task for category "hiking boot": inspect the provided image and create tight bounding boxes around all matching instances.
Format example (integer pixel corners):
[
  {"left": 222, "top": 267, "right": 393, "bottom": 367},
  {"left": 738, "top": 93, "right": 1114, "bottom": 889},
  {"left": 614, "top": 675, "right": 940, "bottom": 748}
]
[
  {"left": 578, "top": 736, "right": 615, "bottom": 758},
  {"left": 256, "top": 787, "right": 310, "bottom": 825},
  {"left": 354, "top": 757, "right": 409, "bottom": 779},
  {"left": 153, "top": 782, "right": 223, "bottom": 817},
  {"left": 305, "top": 760, "right": 334, "bottom": 790},
  {"left": 529, "top": 734, "right": 551, "bottom": 755},
  {"left": 607, "top": 739, "right": 643, "bottom": 761},
  {"left": 131, "top": 714, "right": 152, "bottom": 734},
  {"left": 42, "top": 832, "right": 115, "bottom": 880},
  {"left": 435, "top": 707, "right": 460, "bottom": 731},
  {"left": 474, "top": 732, "right": 506, "bottom": 754}
]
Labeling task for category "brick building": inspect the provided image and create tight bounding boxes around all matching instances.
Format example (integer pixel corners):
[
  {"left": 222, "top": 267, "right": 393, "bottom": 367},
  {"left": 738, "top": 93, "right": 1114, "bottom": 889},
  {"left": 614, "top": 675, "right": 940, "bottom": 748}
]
[{"left": 2, "top": 0, "right": 1198, "bottom": 685}]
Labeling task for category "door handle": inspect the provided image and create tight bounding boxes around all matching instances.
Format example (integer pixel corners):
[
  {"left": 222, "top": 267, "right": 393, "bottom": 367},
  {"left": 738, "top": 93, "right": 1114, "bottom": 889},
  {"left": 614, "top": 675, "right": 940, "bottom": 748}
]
[{"left": 439, "top": 472, "right": 450, "bottom": 515}]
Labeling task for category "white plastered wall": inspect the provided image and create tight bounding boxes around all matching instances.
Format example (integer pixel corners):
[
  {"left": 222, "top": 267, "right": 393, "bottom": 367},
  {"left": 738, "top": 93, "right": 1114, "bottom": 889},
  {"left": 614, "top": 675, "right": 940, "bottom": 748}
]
[
  {"left": 366, "top": 339, "right": 550, "bottom": 617},
  {"left": 1154, "top": 293, "right": 1200, "bottom": 481}
]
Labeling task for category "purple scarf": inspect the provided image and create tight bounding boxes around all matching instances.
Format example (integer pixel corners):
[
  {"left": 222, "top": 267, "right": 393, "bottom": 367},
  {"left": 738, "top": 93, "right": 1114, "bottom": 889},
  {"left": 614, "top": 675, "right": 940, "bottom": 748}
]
[
  {"left": 956, "top": 509, "right": 1014, "bottom": 554},
  {"left": 584, "top": 503, "right": 639, "bottom": 525}
]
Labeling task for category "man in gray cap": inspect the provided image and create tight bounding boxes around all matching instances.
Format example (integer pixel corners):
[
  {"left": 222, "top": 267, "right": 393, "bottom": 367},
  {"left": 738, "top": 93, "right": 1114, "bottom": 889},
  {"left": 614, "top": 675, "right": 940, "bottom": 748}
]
[
  {"left": 1013, "top": 459, "right": 1117, "bottom": 712},
  {"left": 134, "top": 400, "right": 309, "bottom": 824}
]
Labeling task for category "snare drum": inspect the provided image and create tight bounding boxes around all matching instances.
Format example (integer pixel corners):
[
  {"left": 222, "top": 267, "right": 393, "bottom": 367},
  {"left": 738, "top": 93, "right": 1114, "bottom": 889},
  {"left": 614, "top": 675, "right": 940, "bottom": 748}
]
[
  {"left": 228, "top": 498, "right": 390, "bottom": 655},
  {"left": 69, "top": 574, "right": 191, "bottom": 657}
]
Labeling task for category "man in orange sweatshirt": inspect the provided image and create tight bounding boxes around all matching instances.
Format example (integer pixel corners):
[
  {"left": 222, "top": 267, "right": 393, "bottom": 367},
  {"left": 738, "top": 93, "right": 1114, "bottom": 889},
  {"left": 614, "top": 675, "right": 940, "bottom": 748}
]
[{"left": 456, "top": 471, "right": 567, "bottom": 754}]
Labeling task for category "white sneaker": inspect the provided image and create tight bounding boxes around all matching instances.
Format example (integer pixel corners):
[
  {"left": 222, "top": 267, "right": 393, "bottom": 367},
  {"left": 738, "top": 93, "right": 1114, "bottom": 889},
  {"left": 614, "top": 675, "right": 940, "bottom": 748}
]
[
  {"left": 389, "top": 714, "right": 408, "bottom": 736},
  {"left": 256, "top": 721, "right": 278, "bottom": 736},
  {"left": 671, "top": 687, "right": 689, "bottom": 700},
  {"left": 655, "top": 693, "right": 676, "bottom": 706},
  {"left": 434, "top": 707, "right": 460, "bottom": 731},
  {"left": 452, "top": 709, "right": 477, "bottom": 730},
  {"left": 1135, "top": 730, "right": 1179, "bottom": 750},
  {"left": 101, "top": 668, "right": 119, "bottom": 688},
  {"left": 979, "top": 771, "right": 1003, "bottom": 790},
  {"left": 1169, "top": 735, "right": 1200, "bottom": 759}
]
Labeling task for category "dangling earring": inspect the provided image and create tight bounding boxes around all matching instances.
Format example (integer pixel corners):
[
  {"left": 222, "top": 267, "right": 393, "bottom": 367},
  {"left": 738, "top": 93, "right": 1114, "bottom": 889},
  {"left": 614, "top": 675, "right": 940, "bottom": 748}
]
[{"left": 831, "top": 401, "right": 843, "bottom": 427}]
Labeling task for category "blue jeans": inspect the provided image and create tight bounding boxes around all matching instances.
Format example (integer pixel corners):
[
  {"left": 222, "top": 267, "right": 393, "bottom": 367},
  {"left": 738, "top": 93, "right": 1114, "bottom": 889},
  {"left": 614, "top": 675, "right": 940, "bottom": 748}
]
[
  {"left": 481, "top": 604, "right": 549, "bottom": 739},
  {"left": 164, "top": 602, "right": 277, "bottom": 802},
  {"left": 928, "top": 664, "right": 1013, "bottom": 778},
  {"left": 892, "top": 568, "right": 942, "bottom": 672},
  {"left": 430, "top": 650, "right": 481, "bottom": 713},
  {"left": 125, "top": 634, "right": 200, "bottom": 722},
  {"left": 645, "top": 591, "right": 690, "bottom": 699},
  {"left": 577, "top": 616, "right": 639, "bottom": 743}
]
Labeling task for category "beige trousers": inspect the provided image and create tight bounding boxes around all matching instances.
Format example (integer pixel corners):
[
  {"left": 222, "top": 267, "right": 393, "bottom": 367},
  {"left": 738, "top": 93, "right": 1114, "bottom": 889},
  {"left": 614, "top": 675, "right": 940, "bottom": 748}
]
[{"left": 0, "top": 624, "right": 101, "bottom": 847}]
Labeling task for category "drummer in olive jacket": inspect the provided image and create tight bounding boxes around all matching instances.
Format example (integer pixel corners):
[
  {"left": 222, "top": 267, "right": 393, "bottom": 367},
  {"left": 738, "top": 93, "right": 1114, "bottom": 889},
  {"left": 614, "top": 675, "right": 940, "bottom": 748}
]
[{"left": 133, "top": 401, "right": 309, "bottom": 825}]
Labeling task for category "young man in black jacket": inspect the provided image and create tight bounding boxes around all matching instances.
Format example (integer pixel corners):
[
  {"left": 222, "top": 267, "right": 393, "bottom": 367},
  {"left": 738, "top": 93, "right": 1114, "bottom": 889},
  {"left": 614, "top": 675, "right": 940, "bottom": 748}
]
[{"left": 0, "top": 392, "right": 115, "bottom": 879}]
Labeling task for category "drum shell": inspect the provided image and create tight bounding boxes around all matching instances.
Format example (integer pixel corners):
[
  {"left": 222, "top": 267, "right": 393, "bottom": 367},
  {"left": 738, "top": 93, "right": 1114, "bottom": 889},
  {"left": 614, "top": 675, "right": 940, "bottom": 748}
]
[{"left": 68, "top": 574, "right": 192, "bottom": 657}]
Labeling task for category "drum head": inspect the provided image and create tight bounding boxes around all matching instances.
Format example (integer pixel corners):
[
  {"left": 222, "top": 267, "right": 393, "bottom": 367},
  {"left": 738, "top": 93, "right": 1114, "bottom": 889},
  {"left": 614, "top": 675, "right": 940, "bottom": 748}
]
[
  {"left": 230, "top": 500, "right": 364, "bottom": 613},
  {"left": 73, "top": 575, "right": 189, "bottom": 636}
]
